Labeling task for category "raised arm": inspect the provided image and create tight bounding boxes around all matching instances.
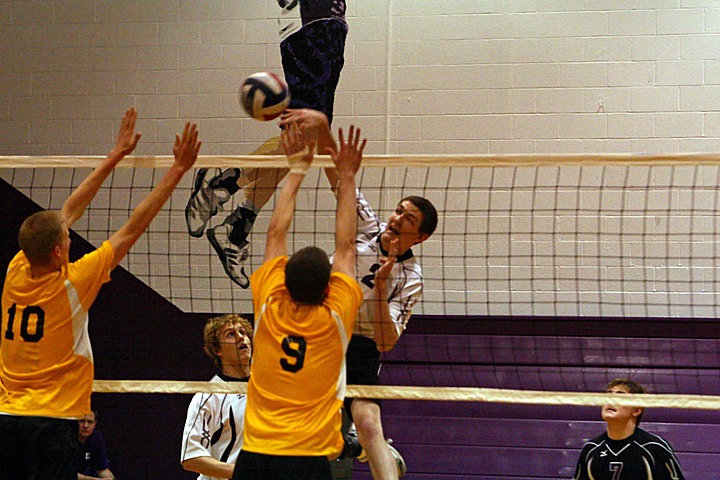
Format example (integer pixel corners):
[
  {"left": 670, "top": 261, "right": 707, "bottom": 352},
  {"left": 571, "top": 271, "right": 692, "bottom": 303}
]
[
  {"left": 62, "top": 108, "right": 142, "bottom": 228},
  {"left": 108, "top": 122, "right": 200, "bottom": 270},
  {"left": 373, "top": 238, "right": 401, "bottom": 352},
  {"left": 327, "top": 126, "right": 365, "bottom": 277},
  {"left": 278, "top": 109, "right": 342, "bottom": 189},
  {"left": 264, "top": 123, "right": 316, "bottom": 262}
]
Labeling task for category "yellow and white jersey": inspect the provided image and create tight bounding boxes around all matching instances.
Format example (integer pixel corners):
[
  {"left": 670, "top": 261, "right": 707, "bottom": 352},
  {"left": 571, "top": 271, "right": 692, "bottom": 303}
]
[
  {"left": 246, "top": 255, "right": 362, "bottom": 458},
  {"left": 0, "top": 241, "right": 114, "bottom": 419}
]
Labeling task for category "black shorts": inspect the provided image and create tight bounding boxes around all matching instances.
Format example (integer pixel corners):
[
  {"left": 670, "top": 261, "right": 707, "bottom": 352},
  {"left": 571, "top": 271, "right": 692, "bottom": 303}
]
[
  {"left": 281, "top": 18, "right": 347, "bottom": 125},
  {"left": 0, "top": 414, "right": 78, "bottom": 480},
  {"left": 344, "top": 335, "right": 382, "bottom": 417},
  {"left": 232, "top": 450, "right": 332, "bottom": 480}
]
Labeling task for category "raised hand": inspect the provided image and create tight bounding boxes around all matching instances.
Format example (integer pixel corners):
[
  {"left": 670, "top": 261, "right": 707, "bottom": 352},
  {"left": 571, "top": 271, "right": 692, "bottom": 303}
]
[
  {"left": 375, "top": 237, "right": 399, "bottom": 284},
  {"left": 112, "top": 107, "right": 142, "bottom": 158},
  {"left": 173, "top": 122, "right": 202, "bottom": 172},
  {"left": 281, "top": 122, "right": 316, "bottom": 174},
  {"left": 278, "top": 108, "right": 329, "bottom": 133},
  {"left": 327, "top": 125, "right": 366, "bottom": 180}
]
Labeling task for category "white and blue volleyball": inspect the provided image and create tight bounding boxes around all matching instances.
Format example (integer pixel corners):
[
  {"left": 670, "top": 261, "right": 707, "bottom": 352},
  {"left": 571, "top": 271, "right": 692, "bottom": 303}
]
[{"left": 239, "top": 72, "right": 291, "bottom": 121}]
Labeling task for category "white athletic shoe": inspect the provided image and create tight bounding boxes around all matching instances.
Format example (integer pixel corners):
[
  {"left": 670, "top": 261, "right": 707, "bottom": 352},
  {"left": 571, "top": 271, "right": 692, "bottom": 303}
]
[
  {"left": 206, "top": 223, "right": 250, "bottom": 288},
  {"left": 185, "top": 168, "right": 231, "bottom": 237}
]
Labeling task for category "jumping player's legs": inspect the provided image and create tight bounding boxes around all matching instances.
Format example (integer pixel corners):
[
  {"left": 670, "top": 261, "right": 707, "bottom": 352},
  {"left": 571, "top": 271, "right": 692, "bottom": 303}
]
[
  {"left": 188, "top": 19, "right": 347, "bottom": 287},
  {"left": 351, "top": 400, "right": 400, "bottom": 480},
  {"left": 185, "top": 137, "right": 284, "bottom": 288},
  {"left": 344, "top": 335, "right": 406, "bottom": 480}
]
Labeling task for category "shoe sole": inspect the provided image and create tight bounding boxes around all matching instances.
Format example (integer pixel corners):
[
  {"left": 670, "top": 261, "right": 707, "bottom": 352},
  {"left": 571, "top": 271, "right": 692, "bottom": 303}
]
[{"left": 207, "top": 228, "right": 250, "bottom": 288}]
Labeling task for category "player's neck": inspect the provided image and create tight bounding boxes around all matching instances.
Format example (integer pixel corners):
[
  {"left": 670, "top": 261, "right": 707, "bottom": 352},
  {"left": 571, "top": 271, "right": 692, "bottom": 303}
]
[
  {"left": 606, "top": 421, "right": 636, "bottom": 440},
  {"left": 29, "top": 262, "right": 61, "bottom": 279},
  {"left": 222, "top": 365, "right": 250, "bottom": 380}
]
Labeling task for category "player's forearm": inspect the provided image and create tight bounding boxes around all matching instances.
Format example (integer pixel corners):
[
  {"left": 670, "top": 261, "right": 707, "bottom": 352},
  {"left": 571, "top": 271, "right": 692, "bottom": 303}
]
[
  {"left": 373, "top": 281, "right": 400, "bottom": 352},
  {"left": 182, "top": 456, "right": 235, "bottom": 478},
  {"left": 269, "top": 172, "right": 304, "bottom": 234},
  {"left": 264, "top": 172, "right": 305, "bottom": 259},
  {"left": 77, "top": 470, "right": 114, "bottom": 480},
  {"left": 62, "top": 151, "right": 125, "bottom": 228},
  {"left": 97, "top": 468, "right": 115, "bottom": 479},
  {"left": 333, "top": 175, "right": 356, "bottom": 272}
]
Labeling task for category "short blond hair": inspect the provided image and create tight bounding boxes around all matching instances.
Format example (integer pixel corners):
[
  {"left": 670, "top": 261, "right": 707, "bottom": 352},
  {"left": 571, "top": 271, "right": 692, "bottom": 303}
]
[{"left": 203, "top": 314, "right": 253, "bottom": 371}]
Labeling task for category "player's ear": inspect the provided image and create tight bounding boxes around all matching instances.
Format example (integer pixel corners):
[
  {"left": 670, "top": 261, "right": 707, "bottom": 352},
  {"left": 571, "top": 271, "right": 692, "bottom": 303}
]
[
  {"left": 414, "top": 232, "right": 429, "bottom": 245},
  {"left": 204, "top": 344, "right": 220, "bottom": 358},
  {"left": 632, "top": 407, "right": 644, "bottom": 420}
]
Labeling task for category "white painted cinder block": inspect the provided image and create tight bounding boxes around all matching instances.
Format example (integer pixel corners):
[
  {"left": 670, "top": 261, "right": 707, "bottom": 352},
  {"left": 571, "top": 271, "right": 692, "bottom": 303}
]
[{"left": 2, "top": 2, "right": 720, "bottom": 317}]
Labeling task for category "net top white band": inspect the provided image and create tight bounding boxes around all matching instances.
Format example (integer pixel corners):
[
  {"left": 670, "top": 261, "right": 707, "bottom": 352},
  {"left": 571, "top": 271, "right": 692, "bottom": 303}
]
[
  {"left": 92, "top": 380, "right": 720, "bottom": 410},
  {"left": 4, "top": 153, "right": 720, "bottom": 169}
]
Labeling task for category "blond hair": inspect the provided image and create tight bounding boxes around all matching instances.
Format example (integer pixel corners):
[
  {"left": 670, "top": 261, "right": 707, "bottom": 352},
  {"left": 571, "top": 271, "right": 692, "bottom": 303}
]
[{"left": 203, "top": 314, "right": 253, "bottom": 371}]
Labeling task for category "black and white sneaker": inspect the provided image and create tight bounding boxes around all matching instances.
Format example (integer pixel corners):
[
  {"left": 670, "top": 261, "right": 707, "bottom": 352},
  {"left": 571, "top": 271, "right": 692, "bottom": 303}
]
[
  {"left": 185, "top": 168, "right": 232, "bottom": 237},
  {"left": 339, "top": 428, "right": 363, "bottom": 460},
  {"left": 206, "top": 207, "right": 257, "bottom": 288}
]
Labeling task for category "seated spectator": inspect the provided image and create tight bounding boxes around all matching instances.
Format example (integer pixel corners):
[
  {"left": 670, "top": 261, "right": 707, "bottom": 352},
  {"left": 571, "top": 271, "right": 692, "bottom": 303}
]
[{"left": 78, "top": 410, "right": 116, "bottom": 479}]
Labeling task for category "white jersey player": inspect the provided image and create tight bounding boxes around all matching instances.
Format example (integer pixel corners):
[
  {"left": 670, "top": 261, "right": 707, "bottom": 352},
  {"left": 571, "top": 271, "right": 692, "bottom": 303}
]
[
  {"left": 278, "top": 107, "right": 439, "bottom": 480},
  {"left": 352, "top": 191, "right": 424, "bottom": 340},
  {"left": 181, "top": 315, "right": 252, "bottom": 480}
]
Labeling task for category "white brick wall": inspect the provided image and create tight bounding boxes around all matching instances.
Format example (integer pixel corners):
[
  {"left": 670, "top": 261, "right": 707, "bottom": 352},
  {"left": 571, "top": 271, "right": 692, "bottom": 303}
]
[
  {"left": 3, "top": 1, "right": 720, "bottom": 317},
  {"left": 2, "top": 1, "right": 720, "bottom": 155}
]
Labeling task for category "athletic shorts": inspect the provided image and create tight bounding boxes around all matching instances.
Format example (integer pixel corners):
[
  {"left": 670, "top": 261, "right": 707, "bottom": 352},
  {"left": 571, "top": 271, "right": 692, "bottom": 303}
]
[
  {"left": 0, "top": 414, "right": 78, "bottom": 480},
  {"left": 232, "top": 450, "right": 332, "bottom": 480},
  {"left": 344, "top": 334, "right": 383, "bottom": 417},
  {"left": 280, "top": 17, "right": 348, "bottom": 125}
]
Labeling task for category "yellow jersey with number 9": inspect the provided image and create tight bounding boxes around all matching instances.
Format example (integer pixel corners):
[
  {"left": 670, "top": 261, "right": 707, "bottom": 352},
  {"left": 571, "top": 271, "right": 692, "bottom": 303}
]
[
  {"left": 247, "top": 255, "right": 361, "bottom": 458},
  {"left": 0, "top": 241, "right": 114, "bottom": 419}
]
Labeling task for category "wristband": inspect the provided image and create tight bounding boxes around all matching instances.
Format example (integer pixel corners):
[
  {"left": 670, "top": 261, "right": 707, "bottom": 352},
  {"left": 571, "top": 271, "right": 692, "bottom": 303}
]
[{"left": 287, "top": 146, "right": 311, "bottom": 174}]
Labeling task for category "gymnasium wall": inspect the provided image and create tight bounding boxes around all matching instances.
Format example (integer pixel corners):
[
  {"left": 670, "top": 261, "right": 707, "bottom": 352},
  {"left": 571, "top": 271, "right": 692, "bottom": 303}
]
[
  {"left": 3, "top": 2, "right": 720, "bottom": 479},
  {"left": 5, "top": 1, "right": 720, "bottom": 317},
  {"left": 3, "top": 1, "right": 720, "bottom": 157}
]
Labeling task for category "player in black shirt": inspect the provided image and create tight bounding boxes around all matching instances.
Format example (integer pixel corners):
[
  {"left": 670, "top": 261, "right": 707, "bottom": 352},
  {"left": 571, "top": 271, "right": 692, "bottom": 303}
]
[{"left": 572, "top": 378, "right": 685, "bottom": 480}]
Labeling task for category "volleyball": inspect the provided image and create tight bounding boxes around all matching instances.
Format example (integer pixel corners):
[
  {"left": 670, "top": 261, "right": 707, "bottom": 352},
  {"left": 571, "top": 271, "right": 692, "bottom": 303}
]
[{"left": 239, "top": 71, "right": 291, "bottom": 121}]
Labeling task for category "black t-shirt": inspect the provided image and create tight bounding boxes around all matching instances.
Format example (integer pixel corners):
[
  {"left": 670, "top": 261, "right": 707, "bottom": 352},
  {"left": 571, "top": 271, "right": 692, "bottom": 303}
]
[
  {"left": 573, "top": 428, "right": 685, "bottom": 480},
  {"left": 78, "top": 430, "right": 111, "bottom": 476}
]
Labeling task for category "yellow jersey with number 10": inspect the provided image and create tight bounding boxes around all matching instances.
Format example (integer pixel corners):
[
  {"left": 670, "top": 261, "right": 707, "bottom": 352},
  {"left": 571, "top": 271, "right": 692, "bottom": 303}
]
[{"left": 0, "top": 241, "right": 114, "bottom": 419}]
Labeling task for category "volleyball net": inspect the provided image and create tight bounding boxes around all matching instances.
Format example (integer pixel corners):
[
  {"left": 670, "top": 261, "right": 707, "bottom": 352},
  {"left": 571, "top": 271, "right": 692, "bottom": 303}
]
[{"left": 1, "top": 153, "right": 720, "bottom": 410}]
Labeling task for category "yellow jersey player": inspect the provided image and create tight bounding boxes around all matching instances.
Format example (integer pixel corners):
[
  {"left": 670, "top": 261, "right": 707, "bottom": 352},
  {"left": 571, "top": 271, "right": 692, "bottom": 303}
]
[
  {"left": 232, "top": 122, "right": 364, "bottom": 480},
  {"left": 0, "top": 109, "right": 200, "bottom": 480}
]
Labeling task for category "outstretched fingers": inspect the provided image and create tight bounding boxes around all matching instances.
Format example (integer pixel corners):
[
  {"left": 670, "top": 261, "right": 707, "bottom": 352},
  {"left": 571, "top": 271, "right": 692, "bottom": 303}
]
[
  {"left": 114, "top": 107, "right": 142, "bottom": 156},
  {"left": 282, "top": 122, "right": 314, "bottom": 174},
  {"left": 330, "top": 125, "right": 366, "bottom": 175},
  {"left": 173, "top": 122, "right": 201, "bottom": 169}
]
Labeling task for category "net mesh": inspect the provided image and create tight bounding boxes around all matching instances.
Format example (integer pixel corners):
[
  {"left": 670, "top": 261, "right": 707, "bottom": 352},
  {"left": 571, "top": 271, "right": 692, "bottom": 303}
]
[
  {"left": 2, "top": 155, "right": 719, "bottom": 478},
  {"left": 3, "top": 155, "right": 720, "bottom": 318}
]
